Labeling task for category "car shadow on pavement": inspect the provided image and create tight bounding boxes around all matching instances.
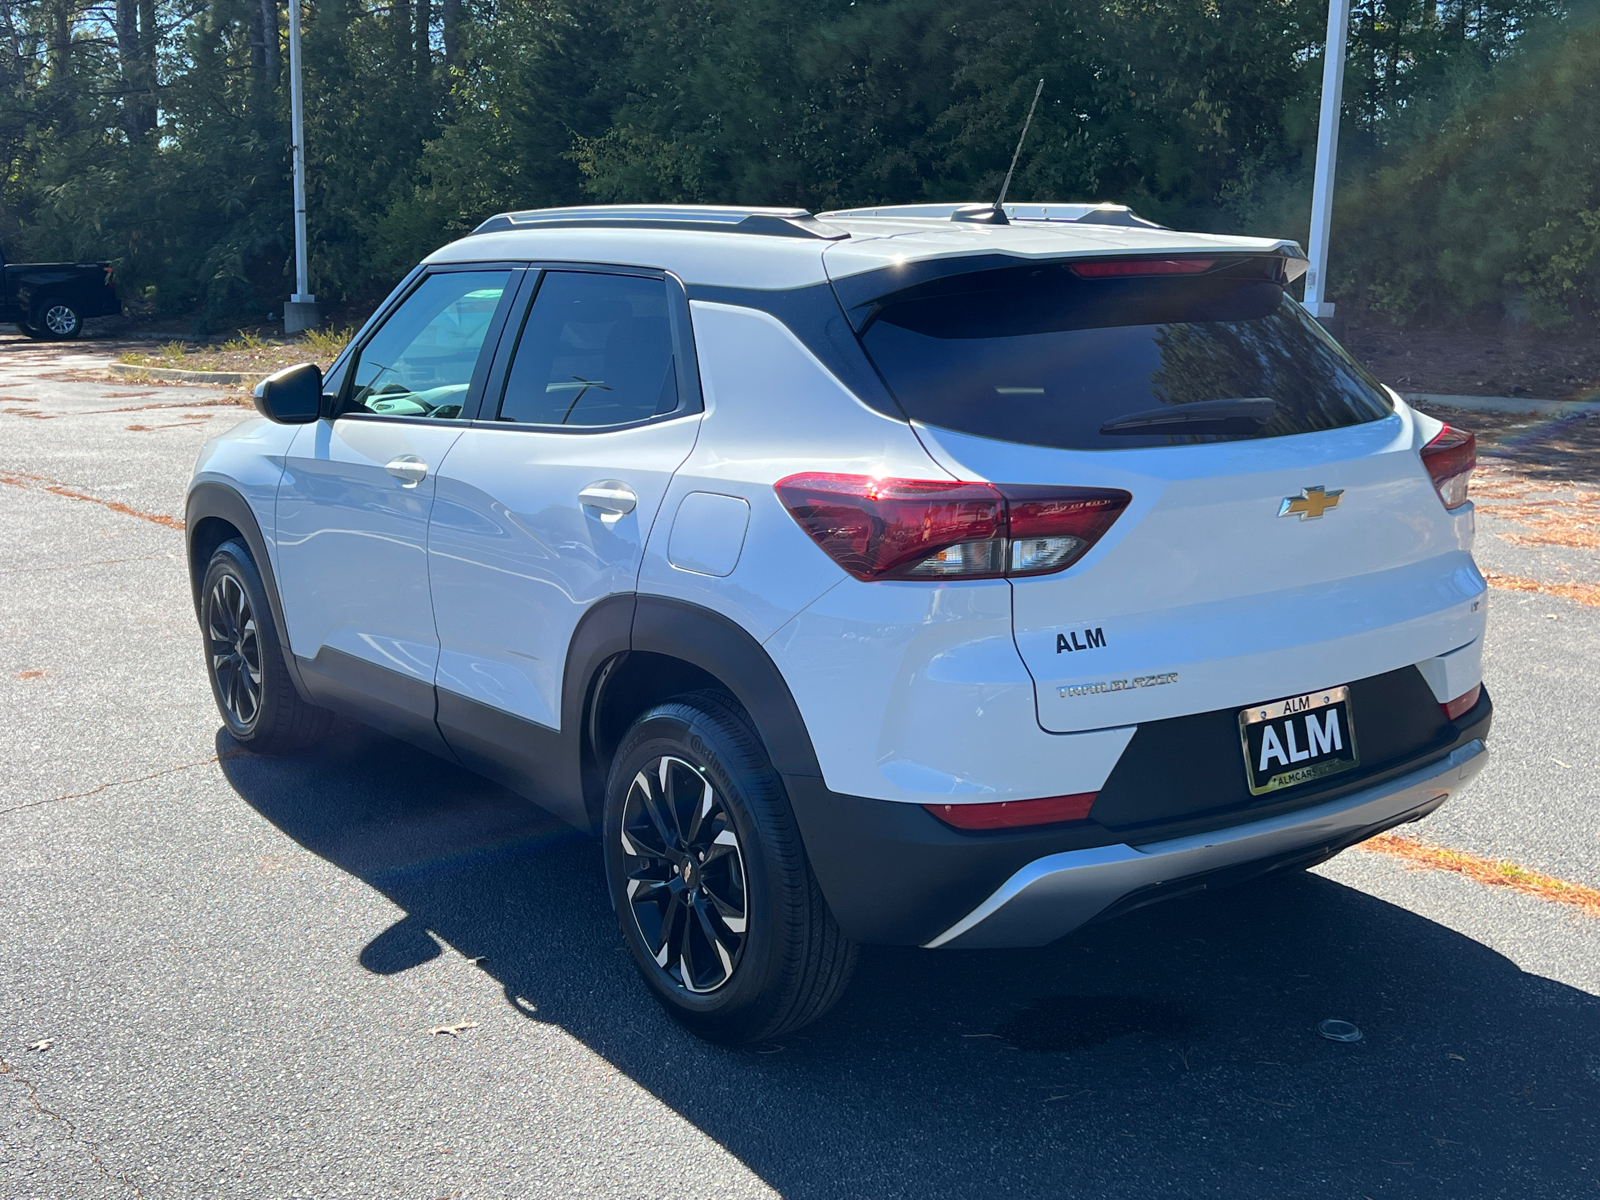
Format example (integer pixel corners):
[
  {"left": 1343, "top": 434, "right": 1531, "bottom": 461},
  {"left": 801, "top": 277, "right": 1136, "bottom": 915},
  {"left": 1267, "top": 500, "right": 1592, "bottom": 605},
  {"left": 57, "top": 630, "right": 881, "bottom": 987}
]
[{"left": 220, "top": 722, "right": 1600, "bottom": 1199}]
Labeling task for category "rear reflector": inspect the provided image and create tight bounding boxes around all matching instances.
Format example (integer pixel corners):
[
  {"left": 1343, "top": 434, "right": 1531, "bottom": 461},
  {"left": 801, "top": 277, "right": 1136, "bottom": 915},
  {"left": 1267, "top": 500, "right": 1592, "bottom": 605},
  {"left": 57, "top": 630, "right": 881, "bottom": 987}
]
[
  {"left": 1421, "top": 424, "right": 1475, "bottom": 510},
  {"left": 1069, "top": 258, "right": 1215, "bottom": 279},
  {"left": 775, "top": 473, "right": 1130, "bottom": 582},
  {"left": 925, "top": 792, "right": 1097, "bottom": 831},
  {"left": 1441, "top": 683, "right": 1482, "bottom": 722}
]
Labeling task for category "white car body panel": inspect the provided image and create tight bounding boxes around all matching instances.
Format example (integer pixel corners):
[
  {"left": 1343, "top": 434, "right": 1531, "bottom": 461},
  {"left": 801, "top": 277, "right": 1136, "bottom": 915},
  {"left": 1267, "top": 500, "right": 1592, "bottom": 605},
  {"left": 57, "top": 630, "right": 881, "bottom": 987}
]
[
  {"left": 274, "top": 419, "right": 464, "bottom": 681},
  {"left": 427, "top": 417, "right": 701, "bottom": 730},
  {"left": 766, "top": 578, "right": 1137, "bottom": 803},
  {"left": 190, "top": 416, "right": 299, "bottom": 551},
  {"left": 911, "top": 411, "right": 1488, "bottom": 734},
  {"left": 637, "top": 302, "right": 947, "bottom": 642}
]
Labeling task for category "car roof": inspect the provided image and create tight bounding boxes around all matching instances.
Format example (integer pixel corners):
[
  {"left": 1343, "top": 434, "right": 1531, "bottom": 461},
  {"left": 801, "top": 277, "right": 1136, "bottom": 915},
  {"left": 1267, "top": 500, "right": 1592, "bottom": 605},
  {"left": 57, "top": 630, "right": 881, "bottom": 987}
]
[{"left": 424, "top": 203, "right": 1306, "bottom": 291}]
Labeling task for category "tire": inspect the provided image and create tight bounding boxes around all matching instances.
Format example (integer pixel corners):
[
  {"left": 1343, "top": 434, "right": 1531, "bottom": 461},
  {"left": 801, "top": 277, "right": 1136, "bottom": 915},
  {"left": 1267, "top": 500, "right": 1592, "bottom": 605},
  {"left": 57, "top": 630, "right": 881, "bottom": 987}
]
[
  {"left": 603, "top": 690, "right": 858, "bottom": 1045},
  {"left": 200, "top": 539, "right": 333, "bottom": 754},
  {"left": 34, "top": 300, "right": 82, "bottom": 340},
  {"left": 17, "top": 320, "right": 44, "bottom": 340}
]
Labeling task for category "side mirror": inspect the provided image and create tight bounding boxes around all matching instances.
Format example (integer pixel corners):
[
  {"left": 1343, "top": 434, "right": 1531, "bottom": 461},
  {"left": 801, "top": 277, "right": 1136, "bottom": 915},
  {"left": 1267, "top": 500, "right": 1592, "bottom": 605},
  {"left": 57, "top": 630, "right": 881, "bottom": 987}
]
[{"left": 253, "top": 362, "right": 324, "bottom": 424}]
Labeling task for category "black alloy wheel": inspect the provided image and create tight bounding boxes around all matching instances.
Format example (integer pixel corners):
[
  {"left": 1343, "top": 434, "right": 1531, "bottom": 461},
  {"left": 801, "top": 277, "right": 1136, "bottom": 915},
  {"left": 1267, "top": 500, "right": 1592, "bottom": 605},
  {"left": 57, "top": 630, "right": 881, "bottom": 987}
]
[
  {"left": 206, "top": 572, "right": 263, "bottom": 733},
  {"left": 200, "top": 540, "right": 333, "bottom": 753},
  {"left": 604, "top": 691, "right": 857, "bottom": 1044},
  {"left": 619, "top": 754, "right": 750, "bottom": 993}
]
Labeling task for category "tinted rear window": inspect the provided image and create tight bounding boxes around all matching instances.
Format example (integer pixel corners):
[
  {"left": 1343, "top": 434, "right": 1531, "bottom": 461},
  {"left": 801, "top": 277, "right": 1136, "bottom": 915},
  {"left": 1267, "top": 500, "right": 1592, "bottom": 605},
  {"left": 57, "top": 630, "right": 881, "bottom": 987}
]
[{"left": 857, "top": 262, "right": 1392, "bottom": 450}]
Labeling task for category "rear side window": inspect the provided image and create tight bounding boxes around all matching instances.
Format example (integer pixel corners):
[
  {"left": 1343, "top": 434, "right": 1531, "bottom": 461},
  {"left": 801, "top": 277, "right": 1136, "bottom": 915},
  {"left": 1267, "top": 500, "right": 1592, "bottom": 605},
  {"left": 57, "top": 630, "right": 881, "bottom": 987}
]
[
  {"left": 496, "top": 271, "right": 680, "bottom": 427},
  {"left": 857, "top": 262, "right": 1392, "bottom": 450}
]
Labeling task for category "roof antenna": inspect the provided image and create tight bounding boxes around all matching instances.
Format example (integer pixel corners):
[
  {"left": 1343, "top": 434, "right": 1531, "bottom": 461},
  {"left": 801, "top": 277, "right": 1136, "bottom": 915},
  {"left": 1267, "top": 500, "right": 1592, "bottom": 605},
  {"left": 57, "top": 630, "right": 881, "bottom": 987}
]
[{"left": 953, "top": 78, "right": 1045, "bottom": 225}]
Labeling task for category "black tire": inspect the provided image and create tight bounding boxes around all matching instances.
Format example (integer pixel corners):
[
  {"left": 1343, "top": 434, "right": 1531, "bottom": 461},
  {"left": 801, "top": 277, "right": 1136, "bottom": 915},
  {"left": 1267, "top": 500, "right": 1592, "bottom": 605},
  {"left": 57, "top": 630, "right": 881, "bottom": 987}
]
[
  {"left": 604, "top": 690, "right": 858, "bottom": 1045},
  {"left": 200, "top": 539, "right": 333, "bottom": 753},
  {"left": 33, "top": 299, "right": 82, "bottom": 340},
  {"left": 17, "top": 320, "right": 44, "bottom": 340}
]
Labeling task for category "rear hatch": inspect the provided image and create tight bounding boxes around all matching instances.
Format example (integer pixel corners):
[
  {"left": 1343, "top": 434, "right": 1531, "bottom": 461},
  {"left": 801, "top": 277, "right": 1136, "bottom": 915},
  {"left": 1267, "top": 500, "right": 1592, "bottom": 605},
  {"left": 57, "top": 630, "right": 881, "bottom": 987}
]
[{"left": 850, "top": 254, "right": 1485, "bottom": 736}]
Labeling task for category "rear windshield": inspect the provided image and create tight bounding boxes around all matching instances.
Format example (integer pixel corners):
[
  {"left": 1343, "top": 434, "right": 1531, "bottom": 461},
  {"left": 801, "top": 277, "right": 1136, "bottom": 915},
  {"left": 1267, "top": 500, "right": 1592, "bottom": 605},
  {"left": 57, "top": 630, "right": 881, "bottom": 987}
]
[{"left": 857, "top": 261, "right": 1393, "bottom": 450}]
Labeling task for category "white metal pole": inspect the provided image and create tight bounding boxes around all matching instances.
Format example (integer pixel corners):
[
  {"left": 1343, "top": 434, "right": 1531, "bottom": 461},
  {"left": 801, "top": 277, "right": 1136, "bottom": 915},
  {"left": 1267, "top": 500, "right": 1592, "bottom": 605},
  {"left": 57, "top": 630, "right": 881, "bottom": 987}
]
[
  {"left": 285, "top": 0, "right": 317, "bottom": 330},
  {"left": 1303, "top": 0, "right": 1350, "bottom": 322}
]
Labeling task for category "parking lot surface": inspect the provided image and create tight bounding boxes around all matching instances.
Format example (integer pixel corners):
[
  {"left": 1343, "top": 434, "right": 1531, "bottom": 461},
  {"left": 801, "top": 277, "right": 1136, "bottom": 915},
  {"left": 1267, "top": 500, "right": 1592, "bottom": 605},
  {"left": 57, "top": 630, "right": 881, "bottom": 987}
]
[{"left": 3, "top": 335, "right": 1597, "bottom": 1198}]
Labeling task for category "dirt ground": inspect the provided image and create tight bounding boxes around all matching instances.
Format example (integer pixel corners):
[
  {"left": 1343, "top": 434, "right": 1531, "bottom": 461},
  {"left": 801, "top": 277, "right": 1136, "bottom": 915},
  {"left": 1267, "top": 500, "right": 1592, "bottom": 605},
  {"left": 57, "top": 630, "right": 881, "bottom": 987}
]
[{"left": 1343, "top": 323, "right": 1600, "bottom": 400}]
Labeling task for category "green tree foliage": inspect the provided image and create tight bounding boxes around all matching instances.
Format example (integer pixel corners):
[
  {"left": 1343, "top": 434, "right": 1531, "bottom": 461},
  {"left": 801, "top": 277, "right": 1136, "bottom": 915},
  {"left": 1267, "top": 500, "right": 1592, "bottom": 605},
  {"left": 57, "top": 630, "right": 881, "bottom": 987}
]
[{"left": 0, "top": 0, "right": 1592, "bottom": 326}]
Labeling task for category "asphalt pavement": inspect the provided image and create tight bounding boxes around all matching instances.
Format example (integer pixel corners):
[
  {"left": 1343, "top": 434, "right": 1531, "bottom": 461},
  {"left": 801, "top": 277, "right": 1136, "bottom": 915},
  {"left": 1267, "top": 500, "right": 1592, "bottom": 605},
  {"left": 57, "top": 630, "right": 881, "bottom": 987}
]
[{"left": 3, "top": 335, "right": 1597, "bottom": 1198}]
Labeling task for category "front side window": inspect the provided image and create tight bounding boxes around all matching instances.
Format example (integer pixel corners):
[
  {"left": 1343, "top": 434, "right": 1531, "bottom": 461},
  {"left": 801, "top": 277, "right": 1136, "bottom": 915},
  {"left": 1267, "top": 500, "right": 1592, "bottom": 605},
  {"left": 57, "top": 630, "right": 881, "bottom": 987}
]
[
  {"left": 496, "top": 271, "right": 680, "bottom": 428},
  {"left": 346, "top": 270, "right": 512, "bottom": 419}
]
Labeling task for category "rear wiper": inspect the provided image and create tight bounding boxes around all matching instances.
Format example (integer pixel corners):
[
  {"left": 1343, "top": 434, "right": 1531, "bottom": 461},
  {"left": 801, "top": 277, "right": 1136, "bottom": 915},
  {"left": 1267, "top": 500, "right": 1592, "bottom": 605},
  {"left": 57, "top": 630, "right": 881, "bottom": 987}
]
[{"left": 1100, "top": 397, "right": 1277, "bottom": 436}]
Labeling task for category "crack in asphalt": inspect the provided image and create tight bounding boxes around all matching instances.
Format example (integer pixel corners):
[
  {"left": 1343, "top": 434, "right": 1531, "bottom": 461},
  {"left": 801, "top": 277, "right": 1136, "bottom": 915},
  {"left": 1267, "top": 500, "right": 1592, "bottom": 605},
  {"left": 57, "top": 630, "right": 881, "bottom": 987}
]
[
  {"left": 0, "top": 470, "right": 185, "bottom": 530},
  {"left": 0, "top": 1052, "right": 146, "bottom": 1196},
  {"left": 0, "top": 755, "right": 224, "bottom": 818}
]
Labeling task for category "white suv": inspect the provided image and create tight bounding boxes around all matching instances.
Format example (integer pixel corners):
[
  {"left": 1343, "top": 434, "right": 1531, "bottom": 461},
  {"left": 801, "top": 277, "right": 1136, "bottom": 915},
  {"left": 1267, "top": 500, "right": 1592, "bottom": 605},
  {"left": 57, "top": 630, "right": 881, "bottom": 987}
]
[{"left": 186, "top": 203, "right": 1492, "bottom": 1043}]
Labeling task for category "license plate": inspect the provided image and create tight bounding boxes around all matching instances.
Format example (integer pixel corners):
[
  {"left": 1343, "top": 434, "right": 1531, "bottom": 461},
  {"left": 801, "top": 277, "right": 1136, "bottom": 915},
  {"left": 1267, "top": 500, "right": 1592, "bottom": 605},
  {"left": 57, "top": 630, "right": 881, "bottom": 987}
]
[{"left": 1238, "top": 686, "right": 1359, "bottom": 796}]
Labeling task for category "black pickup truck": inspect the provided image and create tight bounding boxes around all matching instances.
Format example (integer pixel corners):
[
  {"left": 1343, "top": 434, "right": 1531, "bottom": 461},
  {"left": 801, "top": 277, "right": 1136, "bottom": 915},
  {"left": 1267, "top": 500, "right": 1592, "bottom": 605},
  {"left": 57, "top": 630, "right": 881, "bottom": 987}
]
[{"left": 1, "top": 247, "right": 120, "bottom": 340}]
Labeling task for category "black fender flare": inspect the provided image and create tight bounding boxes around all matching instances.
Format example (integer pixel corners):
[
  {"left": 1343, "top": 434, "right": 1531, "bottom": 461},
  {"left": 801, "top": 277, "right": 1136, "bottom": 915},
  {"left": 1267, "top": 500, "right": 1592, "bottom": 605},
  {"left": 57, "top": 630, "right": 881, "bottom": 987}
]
[
  {"left": 185, "top": 481, "right": 313, "bottom": 703},
  {"left": 625, "top": 596, "right": 824, "bottom": 781}
]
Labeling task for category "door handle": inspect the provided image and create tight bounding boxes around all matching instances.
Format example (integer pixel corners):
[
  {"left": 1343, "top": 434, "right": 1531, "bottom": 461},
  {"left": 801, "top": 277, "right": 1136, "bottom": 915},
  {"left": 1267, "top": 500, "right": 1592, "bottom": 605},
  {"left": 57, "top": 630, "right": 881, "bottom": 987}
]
[
  {"left": 579, "top": 480, "right": 638, "bottom": 520},
  {"left": 385, "top": 455, "right": 429, "bottom": 487}
]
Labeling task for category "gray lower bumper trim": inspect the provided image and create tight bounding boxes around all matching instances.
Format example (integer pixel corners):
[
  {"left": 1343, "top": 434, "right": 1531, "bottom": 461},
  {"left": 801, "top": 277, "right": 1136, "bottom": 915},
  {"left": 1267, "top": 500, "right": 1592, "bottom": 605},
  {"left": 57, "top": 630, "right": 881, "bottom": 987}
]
[{"left": 924, "top": 740, "right": 1488, "bottom": 949}]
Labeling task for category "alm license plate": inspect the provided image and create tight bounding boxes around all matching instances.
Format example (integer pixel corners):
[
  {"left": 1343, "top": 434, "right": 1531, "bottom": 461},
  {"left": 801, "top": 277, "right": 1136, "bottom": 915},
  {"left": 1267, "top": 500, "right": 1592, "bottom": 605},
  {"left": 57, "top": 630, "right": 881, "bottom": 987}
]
[{"left": 1238, "top": 686, "right": 1359, "bottom": 796}]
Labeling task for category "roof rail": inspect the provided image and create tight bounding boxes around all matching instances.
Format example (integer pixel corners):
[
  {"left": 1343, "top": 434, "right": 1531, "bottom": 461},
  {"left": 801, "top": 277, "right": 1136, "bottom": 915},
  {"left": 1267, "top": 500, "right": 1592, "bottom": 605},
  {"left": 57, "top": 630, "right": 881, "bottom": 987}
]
[
  {"left": 470, "top": 205, "right": 849, "bottom": 240},
  {"left": 818, "top": 202, "right": 1165, "bottom": 230}
]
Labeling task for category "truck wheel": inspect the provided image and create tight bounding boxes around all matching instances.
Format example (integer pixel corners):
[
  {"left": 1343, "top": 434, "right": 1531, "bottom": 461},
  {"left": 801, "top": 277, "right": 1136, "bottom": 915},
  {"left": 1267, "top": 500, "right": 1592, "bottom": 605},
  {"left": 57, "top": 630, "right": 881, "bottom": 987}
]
[
  {"left": 35, "top": 301, "right": 83, "bottom": 340},
  {"left": 201, "top": 539, "right": 334, "bottom": 753},
  {"left": 16, "top": 320, "right": 45, "bottom": 340},
  {"left": 603, "top": 690, "right": 858, "bottom": 1045}
]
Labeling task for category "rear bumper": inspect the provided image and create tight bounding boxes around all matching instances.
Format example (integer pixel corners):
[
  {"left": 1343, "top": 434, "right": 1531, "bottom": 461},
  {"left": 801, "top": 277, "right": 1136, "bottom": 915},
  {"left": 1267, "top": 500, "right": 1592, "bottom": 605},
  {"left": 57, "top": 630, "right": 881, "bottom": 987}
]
[
  {"left": 924, "top": 737, "right": 1486, "bottom": 948},
  {"left": 785, "top": 684, "right": 1492, "bottom": 946}
]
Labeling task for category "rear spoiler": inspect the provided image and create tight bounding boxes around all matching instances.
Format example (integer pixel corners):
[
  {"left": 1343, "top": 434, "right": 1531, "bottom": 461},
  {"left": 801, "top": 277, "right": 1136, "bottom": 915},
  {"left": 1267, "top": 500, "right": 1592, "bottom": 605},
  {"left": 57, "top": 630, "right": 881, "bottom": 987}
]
[{"left": 828, "top": 248, "right": 1310, "bottom": 333}]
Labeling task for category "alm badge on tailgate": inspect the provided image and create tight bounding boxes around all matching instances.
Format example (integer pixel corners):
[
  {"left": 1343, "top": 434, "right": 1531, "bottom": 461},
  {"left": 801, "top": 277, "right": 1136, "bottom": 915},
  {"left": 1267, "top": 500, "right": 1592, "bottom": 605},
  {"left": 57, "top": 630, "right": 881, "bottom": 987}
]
[{"left": 1238, "top": 685, "right": 1360, "bottom": 796}]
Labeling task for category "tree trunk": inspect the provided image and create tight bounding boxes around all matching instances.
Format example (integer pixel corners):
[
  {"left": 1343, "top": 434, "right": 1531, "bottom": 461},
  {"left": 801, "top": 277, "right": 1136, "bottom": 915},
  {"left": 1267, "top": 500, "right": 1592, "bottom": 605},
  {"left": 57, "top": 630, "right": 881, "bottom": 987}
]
[
  {"left": 442, "top": 0, "right": 460, "bottom": 66},
  {"left": 394, "top": 0, "right": 413, "bottom": 83},
  {"left": 115, "top": 0, "right": 142, "bottom": 140},
  {"left": 262, "top": 0, "right": 280, "bottom": 85},
  {"left": 416, "top": 0, "right": 431, "bottom": 86},
  {"left": 136, "top": 0, "right": 157, "bottom": 136}
]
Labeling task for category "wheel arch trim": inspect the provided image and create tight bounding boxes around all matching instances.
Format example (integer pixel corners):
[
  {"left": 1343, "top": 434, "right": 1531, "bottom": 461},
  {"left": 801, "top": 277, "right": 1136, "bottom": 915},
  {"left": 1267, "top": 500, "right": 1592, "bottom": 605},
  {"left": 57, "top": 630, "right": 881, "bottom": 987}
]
[{"left": 185, "top": 481, "right": 313, "bottom": 702}]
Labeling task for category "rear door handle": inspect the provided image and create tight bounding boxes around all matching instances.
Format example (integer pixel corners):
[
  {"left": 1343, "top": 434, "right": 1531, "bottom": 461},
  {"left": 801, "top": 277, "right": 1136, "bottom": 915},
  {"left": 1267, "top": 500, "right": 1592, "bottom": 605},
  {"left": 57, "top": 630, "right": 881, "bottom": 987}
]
[
  {"left": 579, "top": 480, "right": 638, "bottom": 520},
  {"left": 385, "top": 455, "right": 429, "bottom": 487}
]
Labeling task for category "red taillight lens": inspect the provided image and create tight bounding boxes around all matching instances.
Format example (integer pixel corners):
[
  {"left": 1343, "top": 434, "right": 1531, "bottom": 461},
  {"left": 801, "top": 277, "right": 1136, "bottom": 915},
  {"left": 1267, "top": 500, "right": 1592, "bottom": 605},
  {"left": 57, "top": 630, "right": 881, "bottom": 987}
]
[
  {"left": 1069, "top": 258, "right": 1215, "bottom": 279},
  {"left": 775, "top": 474, "right": 1131, "bottom": 582},
  {"left": 1441, "top": 683, "right": 1482, "bottom": 722},
  {"left": 925, "top": 792, "right": 1097, "bottom": 831},
  {"left": 1421, "top": 424, "right": 1475, "bottom": 510}
]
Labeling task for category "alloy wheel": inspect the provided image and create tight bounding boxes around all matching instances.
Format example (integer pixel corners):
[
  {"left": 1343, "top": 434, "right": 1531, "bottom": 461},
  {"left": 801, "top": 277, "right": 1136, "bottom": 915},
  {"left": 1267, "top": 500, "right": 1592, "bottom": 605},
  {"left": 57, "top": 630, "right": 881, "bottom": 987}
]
[
  {"left": 619, "top": 755, "right": 749, "bottom": 993},
  {"left": 207, "top": 573, "right": 262, "bottom": 730},
  {"left": 43, "top": 305, "right": 78, "bottom": 335}
]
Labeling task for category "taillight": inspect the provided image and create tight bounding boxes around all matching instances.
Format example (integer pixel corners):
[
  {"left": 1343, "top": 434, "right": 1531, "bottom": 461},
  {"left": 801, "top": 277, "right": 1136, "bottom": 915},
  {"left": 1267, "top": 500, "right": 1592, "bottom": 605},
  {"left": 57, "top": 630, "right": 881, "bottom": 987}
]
[
  {"left": 1069, "top": 258, "right": 1214, "bottom": 278},
  {"left": 1441, "top": 683, "right": 1482, "bottom": 722},
  {"left": 925, "top": 792, "right": 1097, "bottom": 831},
  {"left": 774, "top": 473, "right": 1130, "bottom": 582},
  {"left": 1421, "top": 424, "right": 1475, "bottom": 510}
]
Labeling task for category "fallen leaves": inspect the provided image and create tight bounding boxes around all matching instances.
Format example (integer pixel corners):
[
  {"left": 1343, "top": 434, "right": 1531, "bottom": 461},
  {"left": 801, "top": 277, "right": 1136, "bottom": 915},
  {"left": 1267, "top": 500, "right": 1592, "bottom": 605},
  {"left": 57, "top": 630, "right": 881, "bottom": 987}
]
[
  {"left": 0, "top": 469, "right": 185, "bottom": 530},
  {"left": 1362, "top": 834, "right": 1600, "bottom": 917},
  {"left": 1482, "top": 571, "right": 1600, "bottom": 608}
]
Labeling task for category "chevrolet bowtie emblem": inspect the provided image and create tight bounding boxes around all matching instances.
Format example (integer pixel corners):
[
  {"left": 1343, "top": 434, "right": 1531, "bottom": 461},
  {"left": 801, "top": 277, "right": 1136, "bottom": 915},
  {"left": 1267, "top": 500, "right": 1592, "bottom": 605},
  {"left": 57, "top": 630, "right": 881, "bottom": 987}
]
[{"left": 1278, "top": 485, "right": 1344, "bottom": 520}]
